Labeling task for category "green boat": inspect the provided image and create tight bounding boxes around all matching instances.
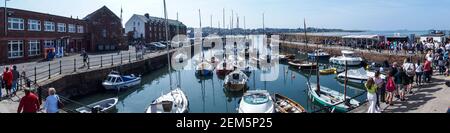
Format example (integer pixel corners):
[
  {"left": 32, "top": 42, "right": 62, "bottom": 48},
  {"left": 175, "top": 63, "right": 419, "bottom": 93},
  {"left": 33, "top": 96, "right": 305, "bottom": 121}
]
[{"left": 307, "top": 83, "right": 360, "bottom": 113}]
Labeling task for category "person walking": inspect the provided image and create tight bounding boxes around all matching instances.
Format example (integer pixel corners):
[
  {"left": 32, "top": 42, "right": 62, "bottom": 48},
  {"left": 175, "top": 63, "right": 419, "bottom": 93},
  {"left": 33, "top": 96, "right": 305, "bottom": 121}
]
[
  {"left": 415, "top": 60, "right": 424, "bottom": 86},
  {"left": 12, "top": 65, "right": 20, "bottom": 96},
  {"left": 81, "top": 50, "right": 89, "bottom": 67},
  {"left": 43, "top": 88, "right": 60, "bottom": 113},
  {"left": 374, "top": 71, "right": 385, "bottom": 108},
  {"left": 17, "top": 87, "right": 41, "bottom": 113},
  {"left": 423, "top": 59, "right": 432, "bottom": 83},
  {"left": 366, "top": 77, "right": 380, "bottom": 113},
  {"left": 385, "top": 72, "right": 396, "bottom": 106},
  {"left": 403, "top": 58, "right": 415, "bottom": 94},
  {"left": 2, "top": 67, "right": 13, "bottom": 98},
  {"left": 397, "top": 68, "right": 408, "bottom": 101}
]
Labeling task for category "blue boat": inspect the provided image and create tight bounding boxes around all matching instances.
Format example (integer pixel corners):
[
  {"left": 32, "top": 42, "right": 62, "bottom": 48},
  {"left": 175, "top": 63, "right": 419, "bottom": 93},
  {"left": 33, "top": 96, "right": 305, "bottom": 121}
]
[
  {"left": 307, "top": 49, "right": 331, "bottom": 60},
  {"left": 102, "top": 71, "right": 141, "bottom": 90}
]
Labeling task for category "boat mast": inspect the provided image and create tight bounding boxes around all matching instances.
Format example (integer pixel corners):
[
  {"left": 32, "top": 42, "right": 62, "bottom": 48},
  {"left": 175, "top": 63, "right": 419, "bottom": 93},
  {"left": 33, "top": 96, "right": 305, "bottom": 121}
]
[
  {"left": 303, "top": 18, "right": 308, "bottom": 47},
  {"left": 163, "top": 0, "right": 173, "bottom": 89},
  {"left": 314, "top": 17, "right": 320, "bottom": 94},
  {"left": 199, "top": 9, "right": 204, "bottom": 62},
  {"left": 344, "top": 61, "right": 348, "bottom": 105}
]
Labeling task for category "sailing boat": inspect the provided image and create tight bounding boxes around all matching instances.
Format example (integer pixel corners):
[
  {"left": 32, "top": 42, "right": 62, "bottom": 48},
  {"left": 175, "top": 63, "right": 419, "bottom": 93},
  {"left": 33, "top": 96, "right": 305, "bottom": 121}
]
[
  {"left": 195, "top": 9, "right": 214, "bottom": 76},
  {"left": 146, "top": 0, "right": 189, "bottom": 113},
  {"left": 307, "top": 51, "right": 360, "bottom": 112}
]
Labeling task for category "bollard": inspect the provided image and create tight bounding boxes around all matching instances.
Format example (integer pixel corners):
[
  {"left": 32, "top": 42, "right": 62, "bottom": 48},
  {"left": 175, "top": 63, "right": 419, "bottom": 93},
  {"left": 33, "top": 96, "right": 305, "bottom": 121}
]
[
  {"left": 129, "top": 52, "right": 131, "bottom": 63},
  {"left": 48, "top": 63, "right": 51, "bottom": 79},
  {"left": 100, "top": 56, "right": 103, "bottom": 68},
  {"left": 37, "top": 87, "right": 42, "bottom": 103},
  {"left": 121, "top": 53, "right": 123, "bottom": 64},
  {"left": 59, "top": 60, "right": 62, "bottom": 74},
  {"left": 34, "top": 67, "right": 37, "bottom": 84},
  {"left": 88, "top": 57, "right": 90, "bottom": 69},
  {"left": 74, "top": 58, "right": 77, "bottom": 72},
  {"left": 111, "top": 55, "right": 114, "bottom": 66}
]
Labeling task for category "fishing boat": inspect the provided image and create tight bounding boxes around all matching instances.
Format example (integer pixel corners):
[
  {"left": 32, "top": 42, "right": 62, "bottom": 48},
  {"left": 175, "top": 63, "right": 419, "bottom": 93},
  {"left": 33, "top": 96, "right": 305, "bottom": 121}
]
[
  {"left": 279, "top": 54, "right": 295, "bottom": 61},
  {"left": 337, "top": 67, "right": 386, "bottom": 84},
  {"left": 307, "top": 49, "right": 330, "bottom": 60},
  {"left": 308, "top": 83, "right": 360, "bottom": 113},
  {"left": 238, "top": 90, "right": 275, "bottom": 113},
  {"left": 216, "top": 61, "right": 234, "bottom": 76},
  {"left": 274, "top": 94, "right": 307, "bottom": 113},
  {"left": 146, "top": 88, "right": 189, "bottom": 113},
  {"left": 319, "top": 68, "right": 337, "bottom": 75},
  {"left": 224, "top": 70, "right": 249, "bottom": 91},
  {"left": 75, "top": 98, "right": 118, "bottom": 113},
  {"left": 329, "top": 50, "right": 363, "bottom": 66},
  {"left": 196, "top": 62, "right": 214, "bottom": 76},
  {"left": 288, "top": 59, "right": 317, "bottom": 70},
  {"left": 102, "top": 71, "right": 141, "bottom": 90}
]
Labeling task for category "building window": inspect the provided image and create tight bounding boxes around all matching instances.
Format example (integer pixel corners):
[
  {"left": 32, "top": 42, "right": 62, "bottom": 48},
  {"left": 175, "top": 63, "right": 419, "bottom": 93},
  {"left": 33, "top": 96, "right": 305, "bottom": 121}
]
[
  {"left": 28, "top": 40, "right": 41, "bottom": 56},
  {"left": 68, "top": 24, "right": 76, "bottom": 33},
  {"left": 8, "top": 40, "right": 24, "bottom": 58},
  {"left": 102, "top": 29, "right": 107, "bottom": 38},
  {"left": 44, "top": 21, "right": 55, "bottom": 32},
  {"left": 8, "top": 17, "right": 24, "bottom": 30},
  {"left": 57, "top": 23, "right": 66, "bottom": 32},
  {"left": 77, "top": 25, "right": 84, "bottom": 33},
  {"left": 44, "top": 40, "right": 54, "bottom": 48},
  {"left": 28, "top": 19, "right": 41, "bottom": 31}
]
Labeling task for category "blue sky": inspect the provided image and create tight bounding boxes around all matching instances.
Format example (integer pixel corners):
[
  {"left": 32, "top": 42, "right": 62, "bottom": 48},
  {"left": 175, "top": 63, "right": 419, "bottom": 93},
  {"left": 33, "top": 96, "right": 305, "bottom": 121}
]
[{"left": 5, "top": 0, "right": 450, "bottom": 30}]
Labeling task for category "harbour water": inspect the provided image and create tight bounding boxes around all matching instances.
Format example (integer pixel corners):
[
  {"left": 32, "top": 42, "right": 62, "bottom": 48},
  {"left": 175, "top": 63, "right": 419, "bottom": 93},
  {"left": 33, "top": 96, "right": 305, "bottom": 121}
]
[{"left": 66, "top": 52, "right": 367, "bottom": 113}]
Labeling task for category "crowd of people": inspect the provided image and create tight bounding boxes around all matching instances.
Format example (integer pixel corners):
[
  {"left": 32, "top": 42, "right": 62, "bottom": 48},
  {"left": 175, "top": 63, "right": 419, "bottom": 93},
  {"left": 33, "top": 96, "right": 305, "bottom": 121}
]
[{"left": 365, "top": 48, "right": 450, "bottom": 113}]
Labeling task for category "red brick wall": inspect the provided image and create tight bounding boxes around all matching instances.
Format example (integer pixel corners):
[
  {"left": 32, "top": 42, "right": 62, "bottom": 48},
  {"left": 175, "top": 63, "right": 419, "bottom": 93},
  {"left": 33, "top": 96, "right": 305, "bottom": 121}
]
[{"left": 85, "top": 8, "right": 124, "bottom": 52}]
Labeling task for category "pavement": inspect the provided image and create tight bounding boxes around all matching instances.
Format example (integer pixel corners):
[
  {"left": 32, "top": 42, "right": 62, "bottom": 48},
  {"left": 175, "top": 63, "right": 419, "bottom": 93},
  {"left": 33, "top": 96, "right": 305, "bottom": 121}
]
[{"left": 349, "top": 73, "right": 450, "bottom": 113}]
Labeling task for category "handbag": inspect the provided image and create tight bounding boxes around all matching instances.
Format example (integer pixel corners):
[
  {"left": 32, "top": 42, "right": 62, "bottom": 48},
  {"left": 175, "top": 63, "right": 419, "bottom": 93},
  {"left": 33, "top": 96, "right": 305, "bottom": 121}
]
[{"left": 57, "top": 95, "right": 64, "bottom": 109}]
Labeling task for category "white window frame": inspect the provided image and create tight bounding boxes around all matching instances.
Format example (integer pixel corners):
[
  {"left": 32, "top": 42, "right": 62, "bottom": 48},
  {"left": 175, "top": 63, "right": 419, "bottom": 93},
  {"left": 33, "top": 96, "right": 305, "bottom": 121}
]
[
  {"left": 8, "top": 17, "right": 24, "bottom": 30},
  {"left": 28, "top": 40, "right": 41, "bottom": 56},
  {"left": 28, "top": 19, "right": 41, "bottom": 31},
  {"left": 44, "top": 21, "right": 55, "bottom": 32},
  {"left": 68, "top": 24, "right": 76, "bottom": 33},
  {"left": 44, "top": 40, "right": 54, "bottom": 48},
  {"left": 57, "top": 23, "right": 66, "bottom": 32},
  {"left": 8, "top": 40, "right": 24, "bottom": 58},
  {"left": 77, "top": 25, "right": 84, "bottom": 33}
]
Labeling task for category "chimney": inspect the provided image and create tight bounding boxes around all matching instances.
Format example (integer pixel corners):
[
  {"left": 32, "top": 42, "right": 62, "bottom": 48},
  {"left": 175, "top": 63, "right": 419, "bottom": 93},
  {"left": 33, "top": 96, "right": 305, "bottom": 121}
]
[{"left": 144, "top": 13, "right": 150, "bottom": 19}]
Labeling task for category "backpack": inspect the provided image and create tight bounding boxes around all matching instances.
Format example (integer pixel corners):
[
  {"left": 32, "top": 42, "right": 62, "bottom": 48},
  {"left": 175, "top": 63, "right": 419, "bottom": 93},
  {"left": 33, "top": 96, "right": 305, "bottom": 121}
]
[{"left": 386, "top": 77, "right": 395, "bottom": 92}]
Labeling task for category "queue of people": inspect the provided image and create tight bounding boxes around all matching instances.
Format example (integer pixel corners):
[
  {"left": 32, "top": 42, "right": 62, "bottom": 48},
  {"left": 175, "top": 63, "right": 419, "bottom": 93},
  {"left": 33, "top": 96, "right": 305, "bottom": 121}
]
[{"left": 366, "top": 48, "right": 450, "bottom": 113}]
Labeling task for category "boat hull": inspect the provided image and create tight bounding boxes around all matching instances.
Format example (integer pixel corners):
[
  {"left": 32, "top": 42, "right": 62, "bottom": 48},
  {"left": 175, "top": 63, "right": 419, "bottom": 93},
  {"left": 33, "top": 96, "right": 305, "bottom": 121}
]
[
  {"left": 224, "top": 83, "right": 246, "bottom": 92},
  {"left": 330, "top": 58, "right": 362, "bottom": 66},
  {"left": 102, "top": 78, "right": 141, "bottom": 90}
]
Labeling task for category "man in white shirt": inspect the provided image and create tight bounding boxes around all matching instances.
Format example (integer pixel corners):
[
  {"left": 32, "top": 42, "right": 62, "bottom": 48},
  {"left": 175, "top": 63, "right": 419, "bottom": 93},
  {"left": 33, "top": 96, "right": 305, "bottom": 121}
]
[{"left": 445, "top": 42, "right": 450, "bottom": 51}]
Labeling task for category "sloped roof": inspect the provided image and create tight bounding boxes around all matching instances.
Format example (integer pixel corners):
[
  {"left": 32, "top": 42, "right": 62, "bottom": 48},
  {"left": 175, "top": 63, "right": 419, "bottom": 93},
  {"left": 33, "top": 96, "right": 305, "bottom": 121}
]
[
  {"left": 132, "top": 14, "right": 185, "bottom": 27},
  {"left": 83, "top": 6, "right": 121, "bottom": 21}
]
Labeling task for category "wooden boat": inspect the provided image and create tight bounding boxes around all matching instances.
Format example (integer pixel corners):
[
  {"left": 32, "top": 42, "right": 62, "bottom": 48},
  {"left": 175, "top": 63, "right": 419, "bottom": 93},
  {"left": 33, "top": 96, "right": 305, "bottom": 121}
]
[
  {"left": 75, "top": 98, "right": 118, "bottom": 113},
  {"left": 216, "top": 61, "right": 234, "bottom": 76},
  {"left": 279, "top": 54, "right": 295, "bottom": 61},
  {"left": 224, "top": 70, "right": 248, "bottom": 91},
  {"left": 274, "top": 94, "right": 306, "bottom": 113},
  {"left": 307, "top": 83, "right": 360, "bottom": 113},
  {"left": 288, "top": 59, "right": 317, "bottom": 70},
  {"left": 319, "top": 68, "right": 337, "bottom": 75},
  {"left": 146, "top": 88, "right": 189, "bottom": 113}
]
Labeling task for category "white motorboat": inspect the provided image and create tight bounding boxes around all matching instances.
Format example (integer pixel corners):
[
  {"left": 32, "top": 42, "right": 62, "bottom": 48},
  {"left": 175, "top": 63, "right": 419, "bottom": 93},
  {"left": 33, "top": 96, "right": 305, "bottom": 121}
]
[
  {"left": 146, "top": 88, "right": 189, "bottom": 113},
  {"left": 308, "top": 83, "right": 360, "bottom": 113},
  {"left": 224, "top": 70, "right": 249, "bottom": 91},
  {"left": 238, "top": 90, "right": 275, "bottom": 113},
  {"left": 75, "top": 98, "right": 118, "bottom": 113},
  {"left": 329, "top": 50, "right": 363, "bottom": 66},
  {"left": 102, "top": 71, "right": 141, "bottom": 90},
  {"left": 337, "top": 67, "right": 386, "bottom": 84},
  {"left": 196, "top": 61, "right": 214, "bottom": 76},
  {"left": 307, "top": 49, "right": 331, "bottom": 60}
]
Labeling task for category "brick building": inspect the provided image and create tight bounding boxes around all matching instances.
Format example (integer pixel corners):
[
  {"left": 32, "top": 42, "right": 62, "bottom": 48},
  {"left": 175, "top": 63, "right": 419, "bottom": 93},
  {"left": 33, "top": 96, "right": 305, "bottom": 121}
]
[
  {"left": 84, "top": 6, "right": 125, "bottom": 51},
  {"left": 125, "top": 13, "right": 187, "bottom": 43},
  {"left": 0, "top": 6, "right": 125, "bottom": 64}
]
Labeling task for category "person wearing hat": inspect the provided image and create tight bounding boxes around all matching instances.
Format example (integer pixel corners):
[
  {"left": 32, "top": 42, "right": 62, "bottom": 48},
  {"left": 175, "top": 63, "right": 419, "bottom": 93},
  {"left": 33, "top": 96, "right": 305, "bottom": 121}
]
[{"left": 17, "top": 87, "right": 41, "bottom": 113}]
